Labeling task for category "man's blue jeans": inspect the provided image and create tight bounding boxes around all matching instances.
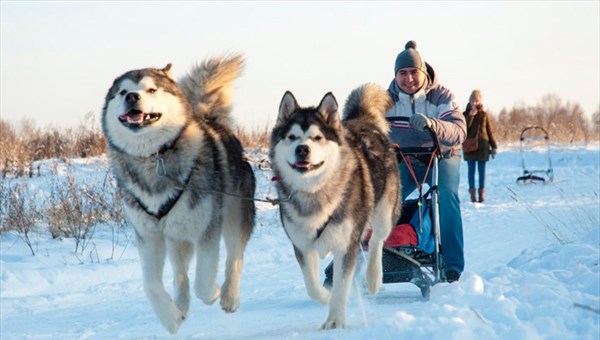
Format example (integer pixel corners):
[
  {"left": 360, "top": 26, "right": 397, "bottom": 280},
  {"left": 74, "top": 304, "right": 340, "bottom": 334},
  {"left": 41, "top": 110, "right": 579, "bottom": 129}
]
[{"left": 399, "top": 155, "right": 465, "bottom": 274}]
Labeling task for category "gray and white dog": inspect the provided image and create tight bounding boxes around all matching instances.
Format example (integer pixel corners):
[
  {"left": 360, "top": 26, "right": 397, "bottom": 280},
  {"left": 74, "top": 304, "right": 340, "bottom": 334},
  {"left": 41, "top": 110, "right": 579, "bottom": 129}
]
[
  {"left": 270, "top": 84, "right": 401, "bottom": 329},
  {"left": 102, "top": 54, "right": 255, "bottom": 334}
]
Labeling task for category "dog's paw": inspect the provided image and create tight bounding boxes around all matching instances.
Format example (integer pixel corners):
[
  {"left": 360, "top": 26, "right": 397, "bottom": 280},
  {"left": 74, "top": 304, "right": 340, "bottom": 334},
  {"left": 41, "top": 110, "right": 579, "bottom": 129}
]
[
  {"left": 156, "top": 304, "right": 186, "bottom": 334},
  {"left": 220, "top": 295, "right": 240, "bottom": 313},
  {"left": 196, "top": 283, "right": 221, "bottom": 305},
  {"left": 219, "top": 281, "right": 241, "bottom": 313},
  {"left": 365, "top": 268, "right": 383, "bottom": 294},
  {"left": 321, "top": 316, "right": 345, "bottom": 330}
]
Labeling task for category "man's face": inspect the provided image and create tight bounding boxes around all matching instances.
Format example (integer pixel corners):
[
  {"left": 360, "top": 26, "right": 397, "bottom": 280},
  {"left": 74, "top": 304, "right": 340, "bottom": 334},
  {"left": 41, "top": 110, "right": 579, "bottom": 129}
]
[{"left": 395, "top": 67, "right": 426, "bottom": 95}]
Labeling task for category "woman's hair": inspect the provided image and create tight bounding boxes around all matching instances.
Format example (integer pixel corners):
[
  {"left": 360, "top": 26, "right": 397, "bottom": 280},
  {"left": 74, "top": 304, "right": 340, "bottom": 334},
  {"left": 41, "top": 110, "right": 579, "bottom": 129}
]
[{"left": 469, "top": 89, "right": 482, "bottom": 103}]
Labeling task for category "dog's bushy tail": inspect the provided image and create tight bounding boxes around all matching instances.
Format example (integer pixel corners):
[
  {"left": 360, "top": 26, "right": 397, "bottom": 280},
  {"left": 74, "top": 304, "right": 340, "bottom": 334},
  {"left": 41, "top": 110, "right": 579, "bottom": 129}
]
[
  {"left": 342, "top": 83, "right": 393, "bottom": 134},
  {"left": 179, "top": 53, "right": 245, "bottom": 128}
]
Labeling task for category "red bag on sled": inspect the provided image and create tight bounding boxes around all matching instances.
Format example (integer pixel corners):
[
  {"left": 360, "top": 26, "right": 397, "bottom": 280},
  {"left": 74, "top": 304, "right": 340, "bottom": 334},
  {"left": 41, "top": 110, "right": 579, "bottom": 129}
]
[
  {"left": 362, "top": 198, "right": 433, "bottom": 253},
  {"left": 363, "top": 224, "right": 418, "bottom": 248}
]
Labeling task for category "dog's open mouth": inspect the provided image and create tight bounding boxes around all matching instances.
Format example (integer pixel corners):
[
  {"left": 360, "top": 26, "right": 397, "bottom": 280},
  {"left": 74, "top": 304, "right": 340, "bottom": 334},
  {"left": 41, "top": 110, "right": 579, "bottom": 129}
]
[
  {"left": 290, "top": 160, "right": 324, "bottom": 173},
  {"left": 118, "top": 110, "right": 162, "bottom": 128}
]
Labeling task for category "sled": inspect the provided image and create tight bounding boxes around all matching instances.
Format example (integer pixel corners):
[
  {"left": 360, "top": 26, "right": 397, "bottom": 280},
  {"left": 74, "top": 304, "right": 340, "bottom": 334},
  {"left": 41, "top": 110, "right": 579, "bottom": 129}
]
[
  {"left": 516, "top": 126, "right": 554, "bottom": 184},
  {"left": 323, "top": 117, "right": 445, "bottom": 299}
]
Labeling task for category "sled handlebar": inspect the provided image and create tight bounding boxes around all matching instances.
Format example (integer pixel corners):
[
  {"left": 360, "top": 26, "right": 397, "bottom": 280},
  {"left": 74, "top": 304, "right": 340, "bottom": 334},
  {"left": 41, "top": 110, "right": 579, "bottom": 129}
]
[
  {"left": 520, "top": 126, "right": 550, "bottom": 141},
  {"left": 386, "top": 116, "right": 442, "bottom": 157}
]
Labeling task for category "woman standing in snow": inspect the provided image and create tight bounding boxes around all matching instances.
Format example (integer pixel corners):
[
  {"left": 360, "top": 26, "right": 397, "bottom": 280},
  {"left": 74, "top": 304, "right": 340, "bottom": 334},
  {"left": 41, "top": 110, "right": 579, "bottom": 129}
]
[{"left": 463, "top": 90, "right": 497, "bottom": 203}]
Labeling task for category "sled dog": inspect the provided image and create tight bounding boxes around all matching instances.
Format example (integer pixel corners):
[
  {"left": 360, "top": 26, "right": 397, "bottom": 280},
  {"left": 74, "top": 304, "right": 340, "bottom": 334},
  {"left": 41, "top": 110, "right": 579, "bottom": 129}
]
[
  {"left": 101, "top": 54, "right": 255, "bottom": 333},
  {"left": 270, "top": 84, "right": 401, "bottom": 329}
]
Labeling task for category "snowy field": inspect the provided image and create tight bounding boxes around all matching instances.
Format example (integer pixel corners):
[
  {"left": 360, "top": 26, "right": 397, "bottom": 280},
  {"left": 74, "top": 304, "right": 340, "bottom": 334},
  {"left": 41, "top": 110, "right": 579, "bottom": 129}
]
[{"left": 1, "top": 145, "right": 599, "bottom": 339}]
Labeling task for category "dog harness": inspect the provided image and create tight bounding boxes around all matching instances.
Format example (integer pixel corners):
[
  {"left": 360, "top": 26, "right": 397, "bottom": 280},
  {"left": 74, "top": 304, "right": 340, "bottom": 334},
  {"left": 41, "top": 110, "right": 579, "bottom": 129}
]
[{"left": 121, "top": 134, "right": 195, "bottom": 220}]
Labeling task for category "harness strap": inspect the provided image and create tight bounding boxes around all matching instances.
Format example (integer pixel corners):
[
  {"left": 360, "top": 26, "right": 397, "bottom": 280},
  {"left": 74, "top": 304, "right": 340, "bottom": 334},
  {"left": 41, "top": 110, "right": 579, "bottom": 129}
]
[
  {"left": 128, "top": 168, "right": 195, "bottom": 220},
  {"left": 126, "top": 133, "right": 192, "bottom": 220},
  {"left": 315, "top": 217, "right": 332, "bottom": 240}
]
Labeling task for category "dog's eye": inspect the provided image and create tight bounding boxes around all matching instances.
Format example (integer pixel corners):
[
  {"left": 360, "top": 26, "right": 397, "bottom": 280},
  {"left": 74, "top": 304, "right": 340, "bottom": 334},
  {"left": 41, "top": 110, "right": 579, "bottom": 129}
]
[
  {"left": 119, "top": 90, "right": 127, "bottom": 96},
  {"left": 314, "top": 135, "right": 323, "bottom": 141},
  {"left": 147, "top": 88, "right": 157, "bottom": 94},
  {"left": 288, "top": 134, "right": 297, "bottom": 141}
]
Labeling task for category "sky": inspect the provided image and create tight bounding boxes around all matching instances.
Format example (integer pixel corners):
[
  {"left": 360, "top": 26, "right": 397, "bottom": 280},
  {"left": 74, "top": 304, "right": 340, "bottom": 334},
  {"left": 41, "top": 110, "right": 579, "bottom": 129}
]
[
  {"left": 1, "top": 1, "right": 599, "bottom": 131},
  {"left": 1, "top": 146, "right": 599, "bottom": 338}
]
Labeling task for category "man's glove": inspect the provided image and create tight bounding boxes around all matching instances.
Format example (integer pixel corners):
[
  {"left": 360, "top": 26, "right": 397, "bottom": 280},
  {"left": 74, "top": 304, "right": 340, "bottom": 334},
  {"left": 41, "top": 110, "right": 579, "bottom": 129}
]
[
  {"left": 409, "top": 113, "right": 432, "bottom": 131},
  {"left": 491, "top": 148, "right": 497, "bottom": 159}
]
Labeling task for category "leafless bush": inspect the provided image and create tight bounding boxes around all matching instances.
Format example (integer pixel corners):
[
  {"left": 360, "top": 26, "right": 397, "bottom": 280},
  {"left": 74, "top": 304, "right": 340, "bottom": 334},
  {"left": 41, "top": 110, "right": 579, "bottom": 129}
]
[
  {"left": 236, "top": 125, "right": 271, "bottom": 151},
  {"left": 46, "top": 170, "right": 101, "bottom": 254},
  {"left": 0, "top": 158, "right": 128, "bottom": 258},
  {"left": 1, "top": 119, "right": 33, "bottom": 178},
  {"left": 80, "top": 169, "right": 129, "bottom": 260},
  {"left": 1, "top": 179, "right": 38, "bottom": 255},
  {"left": 73, "top": 112, "right": 106, "bottom": 158},
  {"left": 0, "top": 113, "right": 106, "bottom": 178},
  {"left": 42, "top": 161, "right": 127, "bottom": 256},
  {"left": 591, "top": 109, "right": 600, "bottom": 141}
]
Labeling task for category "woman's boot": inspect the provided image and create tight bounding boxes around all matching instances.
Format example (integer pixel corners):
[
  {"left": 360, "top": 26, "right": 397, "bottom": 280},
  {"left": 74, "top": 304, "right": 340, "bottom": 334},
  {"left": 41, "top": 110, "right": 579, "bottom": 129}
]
[
  {"left": 469, "top": 188, "right": 477, "bottom": 202},
  {"left": 478, "top": 188, "right": 485, "bottom": 203}
]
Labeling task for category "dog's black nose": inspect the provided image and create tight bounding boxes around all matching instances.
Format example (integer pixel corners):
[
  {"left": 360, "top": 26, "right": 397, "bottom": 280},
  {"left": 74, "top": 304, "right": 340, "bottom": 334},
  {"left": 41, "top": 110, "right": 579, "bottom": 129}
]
[
  {"left": 125, "top": 92, "right": 141, "bottom": 103},
  {"left": 295, "top": 144, "right": 310, "bottom": 158}
]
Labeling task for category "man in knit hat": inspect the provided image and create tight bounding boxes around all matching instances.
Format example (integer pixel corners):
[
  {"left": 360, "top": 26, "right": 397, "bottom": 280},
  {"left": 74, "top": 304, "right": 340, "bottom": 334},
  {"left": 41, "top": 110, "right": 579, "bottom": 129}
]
[{"left": 386, "top": 40, "right": 467, "bottom": 283}]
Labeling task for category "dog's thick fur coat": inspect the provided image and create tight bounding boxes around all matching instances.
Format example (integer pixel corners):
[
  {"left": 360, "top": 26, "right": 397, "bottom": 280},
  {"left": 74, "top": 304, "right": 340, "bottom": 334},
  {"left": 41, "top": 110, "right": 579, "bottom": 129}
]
[
  {"left": 270, "top": 84, "right": 401, "bottom": 329},
  {"left": 102, "top": 54, "right": 255, "bottom": 333}
]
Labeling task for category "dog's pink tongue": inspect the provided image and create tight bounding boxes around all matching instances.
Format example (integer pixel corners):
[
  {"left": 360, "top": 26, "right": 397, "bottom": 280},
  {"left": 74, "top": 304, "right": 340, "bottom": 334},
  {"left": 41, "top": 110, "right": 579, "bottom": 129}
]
[
  {"left": 119, "top": 113, "right": 144, "bottom": 123},
  {"left": 295, "top": 161, "right": 310, "bottom": 169}
]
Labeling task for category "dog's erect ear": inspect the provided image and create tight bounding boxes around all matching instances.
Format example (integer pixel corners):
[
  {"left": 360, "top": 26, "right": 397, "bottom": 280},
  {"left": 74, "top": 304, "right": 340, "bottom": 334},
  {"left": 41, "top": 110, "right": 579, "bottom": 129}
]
[
  {"left": 277, "top": 91, "right": 298, "bottom": 126},
  {"left": 162, "top": 63, "right": 174, "bottom": 80},
  {"left": 318, "top": 92, "right": 340, "bottom": 128}
]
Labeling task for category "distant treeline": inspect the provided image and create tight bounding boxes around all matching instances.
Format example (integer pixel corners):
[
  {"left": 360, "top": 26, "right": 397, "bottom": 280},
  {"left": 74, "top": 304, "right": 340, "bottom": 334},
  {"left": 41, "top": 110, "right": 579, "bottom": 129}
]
[
  {"left": 489, "top": 94, "right": 599, "bottom": 144},
  {"left": 1, "top": 94, "right": 598, "bottom": 177}
]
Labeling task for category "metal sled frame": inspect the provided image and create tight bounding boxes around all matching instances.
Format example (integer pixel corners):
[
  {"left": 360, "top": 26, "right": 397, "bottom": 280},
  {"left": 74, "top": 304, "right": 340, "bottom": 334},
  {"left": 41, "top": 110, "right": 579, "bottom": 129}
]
[
  {"left": 516, "top": 126, "right": 554, "bottom": 184},
  {"left": 323, "top": 117, "right": 445, "bottom": 299},
  {"left": 379, "top": 117, "right": 444, "bottom": 298}
]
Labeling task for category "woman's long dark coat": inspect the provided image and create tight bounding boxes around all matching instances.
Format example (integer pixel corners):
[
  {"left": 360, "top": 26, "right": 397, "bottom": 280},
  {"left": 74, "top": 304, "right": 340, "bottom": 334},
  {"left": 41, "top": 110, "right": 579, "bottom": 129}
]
[{"left": 463, "top": 104, "right": 497, "bottom": 161}]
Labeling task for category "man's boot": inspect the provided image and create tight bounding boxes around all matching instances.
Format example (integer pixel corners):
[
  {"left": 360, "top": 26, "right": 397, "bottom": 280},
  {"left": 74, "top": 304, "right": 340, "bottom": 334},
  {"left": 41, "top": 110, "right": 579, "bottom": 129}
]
[
  {"left": 469, "top": 188, "right": 477, "bottom": 203},
  {"left": 478, "top": 188, "right": 485, "bottom": 203}
]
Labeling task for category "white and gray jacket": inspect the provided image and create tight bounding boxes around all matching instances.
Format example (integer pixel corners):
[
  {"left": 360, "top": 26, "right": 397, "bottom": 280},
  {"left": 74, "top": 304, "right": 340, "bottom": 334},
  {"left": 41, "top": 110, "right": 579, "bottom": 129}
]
[{"left": 386, "top": 64, "right": 466, "bottom": 158}]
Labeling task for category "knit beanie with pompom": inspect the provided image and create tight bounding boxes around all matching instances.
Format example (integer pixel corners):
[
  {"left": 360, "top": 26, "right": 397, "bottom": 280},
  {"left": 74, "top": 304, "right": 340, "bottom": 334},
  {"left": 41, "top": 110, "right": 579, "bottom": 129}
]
[{"left": 394, "top": 40, "right": 427, "bottom": 74}]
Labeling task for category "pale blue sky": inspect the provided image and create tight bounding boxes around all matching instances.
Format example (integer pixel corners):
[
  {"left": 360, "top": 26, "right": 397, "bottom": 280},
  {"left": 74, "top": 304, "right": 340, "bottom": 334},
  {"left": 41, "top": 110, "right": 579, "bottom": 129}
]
[{"left": 2, "top": 1, "right": 599, "bottom": 131}]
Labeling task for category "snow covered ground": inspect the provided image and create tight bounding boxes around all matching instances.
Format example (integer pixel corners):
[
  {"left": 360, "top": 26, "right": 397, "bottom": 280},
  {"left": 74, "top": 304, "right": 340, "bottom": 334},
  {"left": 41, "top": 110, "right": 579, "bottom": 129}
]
[{"left": 1, "top": 145, "right": 599, "bottom": 339}]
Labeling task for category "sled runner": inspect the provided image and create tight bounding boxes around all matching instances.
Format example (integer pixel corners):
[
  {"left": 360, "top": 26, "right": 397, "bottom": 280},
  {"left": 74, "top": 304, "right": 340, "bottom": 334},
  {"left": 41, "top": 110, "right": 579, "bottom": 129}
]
[
  {"left": 323, "top": 117, "right": 445, "bottom": 299},
  {"left": 516, "top": 126, "right": 554, "bottom": 184}
]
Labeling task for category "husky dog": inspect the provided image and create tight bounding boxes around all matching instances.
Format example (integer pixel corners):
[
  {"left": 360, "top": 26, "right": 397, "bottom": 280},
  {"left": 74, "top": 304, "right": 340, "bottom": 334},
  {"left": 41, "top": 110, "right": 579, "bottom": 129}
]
[
  {"left": 270, "top": 84, "right": 401, "bottom": 329},
  {"left": 101, "top": 54, "right": 255, "bottom": 334}
]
